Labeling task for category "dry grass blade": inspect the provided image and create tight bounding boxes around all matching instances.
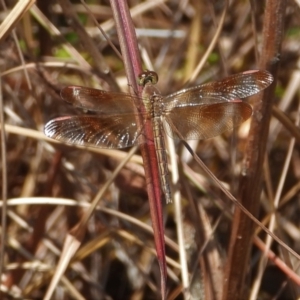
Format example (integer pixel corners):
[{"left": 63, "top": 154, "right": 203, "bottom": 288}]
[
  {"left": 44, "top": 145, "right": 138, "bottom": 299},
  {"left": 0, "top": 75, "right": 7, "bottom": 291},
  {"left": 0, "top": 0, "right": 36, "bottom": 41}
]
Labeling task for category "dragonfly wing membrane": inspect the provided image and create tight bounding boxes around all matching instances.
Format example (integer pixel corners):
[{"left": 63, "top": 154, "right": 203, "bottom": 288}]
[
  {"left": 164, "top": 102, "right": 252, "bottom": 140},
  {"left": 61, "top": 86, "right": 138, "bottom": 114},
  {"left": 164, "top": 70, "right": 273, "bottom": 110},
  {"left": 44, "top": 114, "right": 144, "bottom": 148}
]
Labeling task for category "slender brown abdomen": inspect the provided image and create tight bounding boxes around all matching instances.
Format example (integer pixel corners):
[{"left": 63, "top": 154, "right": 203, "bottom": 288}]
[{"left": 152, "top": 116, "right": 171, "bottom": 203}]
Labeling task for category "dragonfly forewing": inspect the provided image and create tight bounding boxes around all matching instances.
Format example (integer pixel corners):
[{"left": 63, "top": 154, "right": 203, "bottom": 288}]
[
  {"left": 61, "top": 86, "right": 139, "bottom": 114},
  {"left": 163, "top": 70, "right": 273, "bottom": 110}
]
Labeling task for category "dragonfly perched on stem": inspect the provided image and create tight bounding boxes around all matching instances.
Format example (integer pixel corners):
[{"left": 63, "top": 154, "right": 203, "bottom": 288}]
[{"left": 44, "top": 70, "right": 273, "bottom": 203}]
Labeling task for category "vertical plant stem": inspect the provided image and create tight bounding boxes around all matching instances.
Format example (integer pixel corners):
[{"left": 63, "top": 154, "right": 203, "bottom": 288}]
[
  {"left": 109, "top": 1, "right": 167, "bottom": 298},
  {"left": 222, "top": 1, "right": 285, "bottom": 299},
  {"left": 0, "top": 77, "right": 7, "bottom": 297}
]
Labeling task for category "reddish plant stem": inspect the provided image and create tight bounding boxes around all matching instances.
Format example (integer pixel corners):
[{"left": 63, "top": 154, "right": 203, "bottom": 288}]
[
  {"left": 223, "top": 1, "right": 285, "bottom": 299},
  {"left": 109, "top": 1, "right": 167, "bottom": 298}
]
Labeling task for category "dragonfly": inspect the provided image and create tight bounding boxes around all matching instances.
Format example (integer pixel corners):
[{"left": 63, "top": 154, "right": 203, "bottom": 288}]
[{"left": 44, "top": 70, "right": 273, "bottom": 203}]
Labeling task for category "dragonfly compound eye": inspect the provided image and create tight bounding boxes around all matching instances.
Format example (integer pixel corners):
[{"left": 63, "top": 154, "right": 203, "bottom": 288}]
[{"left": 138, "top": 71, "right": 159, "bottom": 86}]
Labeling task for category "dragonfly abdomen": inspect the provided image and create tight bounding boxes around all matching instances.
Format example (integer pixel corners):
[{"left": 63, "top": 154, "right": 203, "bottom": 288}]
[{"left": 153, "top": 116, "right": 172, "bottom": 203}]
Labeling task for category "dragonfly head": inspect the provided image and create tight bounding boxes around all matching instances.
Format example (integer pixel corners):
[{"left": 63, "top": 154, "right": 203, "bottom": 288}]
[{"left": 138, "top": 71, "right": 159, "bottom": 86}]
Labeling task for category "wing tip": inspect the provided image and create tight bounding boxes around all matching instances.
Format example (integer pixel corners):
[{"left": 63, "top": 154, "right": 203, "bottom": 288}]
[
  {"left": 44, "top": 119, "right": 58, "bottom": 138},
  {"left": 259, "top": 70, "right": 274, "bottom": 86},
  {"left": 60, "top": 86, "right": 79, "bottom": 101},
  {"left": 243, "top": 69, "right": 274, "bottom": 87}
]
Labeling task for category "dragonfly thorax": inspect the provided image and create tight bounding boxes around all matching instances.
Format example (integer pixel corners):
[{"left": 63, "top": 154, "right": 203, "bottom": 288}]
[{"left": 142, "top": 83, "right": 164, "bottom": 118}]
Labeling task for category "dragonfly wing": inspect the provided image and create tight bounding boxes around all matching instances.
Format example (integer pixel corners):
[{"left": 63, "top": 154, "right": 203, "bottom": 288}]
[
  {"left": 164, "top": 102, "right": 252, "bottom": 140},
  {"left": 164, "top": 70, "right": 273, "bottom": 110},
  {"left": 61, "top": 86, "right": 139, "bottom": 114},
  {"left": 44, "top": 114, "right": 144, "bottom": 148}
]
